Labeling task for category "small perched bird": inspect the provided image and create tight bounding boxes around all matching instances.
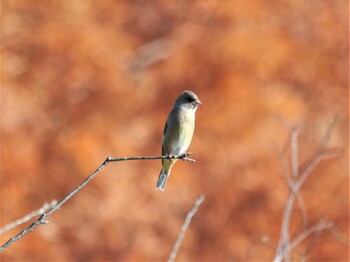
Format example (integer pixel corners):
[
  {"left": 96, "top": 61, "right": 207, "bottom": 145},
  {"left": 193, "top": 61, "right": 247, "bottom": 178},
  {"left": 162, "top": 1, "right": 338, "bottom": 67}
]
[{"left": 156, "top": 90, "right": 202, "bottom": 191}]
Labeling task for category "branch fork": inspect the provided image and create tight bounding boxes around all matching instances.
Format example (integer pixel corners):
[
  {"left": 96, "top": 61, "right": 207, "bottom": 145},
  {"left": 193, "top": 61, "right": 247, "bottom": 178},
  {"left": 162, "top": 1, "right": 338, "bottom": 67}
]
[{"left": 273, "top": 118, "right": 342, "bottom": 262}]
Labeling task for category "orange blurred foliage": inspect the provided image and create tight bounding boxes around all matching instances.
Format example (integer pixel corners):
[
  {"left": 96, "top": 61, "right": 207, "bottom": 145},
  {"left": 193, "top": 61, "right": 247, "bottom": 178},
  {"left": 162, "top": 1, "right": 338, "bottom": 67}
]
[{"left": 1, "top": 0, "right": 348, "bottom": 261}]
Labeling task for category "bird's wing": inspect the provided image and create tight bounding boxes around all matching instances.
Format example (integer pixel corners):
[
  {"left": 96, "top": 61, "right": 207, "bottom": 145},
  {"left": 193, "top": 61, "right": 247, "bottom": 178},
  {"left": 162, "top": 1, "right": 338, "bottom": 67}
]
[{"left": 161, "top": 121, "right": 168, "bottom": 162}]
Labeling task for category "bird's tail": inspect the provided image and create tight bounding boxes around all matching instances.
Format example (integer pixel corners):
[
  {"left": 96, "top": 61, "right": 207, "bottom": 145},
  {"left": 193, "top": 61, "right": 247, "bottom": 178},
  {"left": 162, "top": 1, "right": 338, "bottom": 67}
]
[{"left": 156, "top": 160, "right": 173, "bottom": 191}]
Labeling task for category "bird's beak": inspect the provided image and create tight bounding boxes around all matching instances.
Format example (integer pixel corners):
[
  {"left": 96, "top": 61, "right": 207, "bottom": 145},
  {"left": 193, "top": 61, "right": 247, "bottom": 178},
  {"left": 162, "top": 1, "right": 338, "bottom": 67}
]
[{"left": 195, "top": 100, "right": 203, "bottom": 106}]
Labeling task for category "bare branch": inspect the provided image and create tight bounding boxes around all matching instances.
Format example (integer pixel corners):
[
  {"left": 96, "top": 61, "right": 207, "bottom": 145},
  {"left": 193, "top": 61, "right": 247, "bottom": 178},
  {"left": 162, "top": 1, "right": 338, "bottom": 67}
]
[
  {"left": 329, "top": 227, "right": 349, "bottom": 245},
  {"left": 273, "top": 119, "right": 341, "bottom": 262},
  {"left": 272, "top": 142, "right": 293, "bottom": 190},
  {"left": 0, "top": 153, "right": 196, "bottom": 252},
  {"left": 289, "top": 220, "right": 334, "bottom": 253},
  {"left": 295, "top": 192, "right": 308, "bottom": 228},
  {"left": 168, "top": 195, "right": 205, "bottom": 262},
  {"left": 319, "top": 116, "right": 338, "bottom": 150},
  {"left": 275, "top": 192, "right": 296, "bottom": 262},
  {"left": 296, "top": 148, "right": 341, "bottom": 191},
  {"left": 290, "top": 126, "right": 299, "bottom": 178},
  {"left": 108, "top": 153, "right": 196, "bottom": 163},
  {"left": 275, "top": 218, "right": 334, "bottom": 262},
  {"left": 295, "top": 117, "right": 340, "bottom": 191},
  {"left": 0, "top": 200, "right": 57, "bottom": 235},
  {"left": 300, "top": 220, "right": 328, "bottom": 260},
  {"left": 274, "top": 126, "right": 301, "bottom": 262}
]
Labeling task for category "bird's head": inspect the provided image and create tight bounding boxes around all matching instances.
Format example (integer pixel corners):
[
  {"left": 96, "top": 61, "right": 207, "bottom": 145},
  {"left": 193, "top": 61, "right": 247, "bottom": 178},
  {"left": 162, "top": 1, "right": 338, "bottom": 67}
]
[{"left": 175, "top": 90, "right": 203, "bottom": 111}]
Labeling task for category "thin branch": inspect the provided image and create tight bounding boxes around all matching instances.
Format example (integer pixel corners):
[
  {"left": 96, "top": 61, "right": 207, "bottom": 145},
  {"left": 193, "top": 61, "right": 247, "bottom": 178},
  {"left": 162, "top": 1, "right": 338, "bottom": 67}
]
[
  {"left": 288, "top": 220, "right": 334, "bottom": 253},
  {"left": 329, "top": 227, "right": 349, "bottom": 245},
  {"left": 295, "top": 192, "right": 308, "bottom": 228},
  {"left": 272, "top": 142, "right": 293, "bottom": 190},
  {"left": 290, "top": 126, "right": 299, "bottom": 178},
  {"left": 0, "top": 200, "right": 57, "bottom": 235},
  {"left": 294, "top": 219, "right": 333, "bottom": 262},
  {"left": 300, "top": 220, "right": 327, "bottom": 260},
  {"left": 275, "top": 126, "right": 301, "bottom": 262},
  {"left": 295, "top": 117, "right": 340, "bottom": 191},
  {"left": 168, "top": 195, "right": 205, "bottom": 262},
  {"left": 296, "top": 148, "right": 341, "bottom": 191},
  {"left": 274, "top": 144, "right": 293, "bottom": 189},
  {"left": 0, "top": 153, "right": 195, "bottom": 252},
  {"left": 108, "top": 153, "right": 196, "bottom": 163},
  {"left": 319, "top": 116, "right": 338, "bottom": 150},
  {"left": 273, "top": 119, "right": 341, "bottom": 262},
  {"left": 275, "top": 218, "right": 334, "bottom": 262},
  {"left": 275, "top": 191, "right": 295, "bottom": 262}
]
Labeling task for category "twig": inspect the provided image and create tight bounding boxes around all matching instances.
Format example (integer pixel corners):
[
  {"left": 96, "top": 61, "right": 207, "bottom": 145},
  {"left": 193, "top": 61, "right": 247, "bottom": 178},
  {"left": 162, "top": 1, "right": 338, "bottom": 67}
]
[
  {"left": 276, "top": 191, "right": 295, "bottom": 262},
  {"left": 299, "top": 220, "right": 328, "bottom": 260},
  {"left": 295, "top": 192, "right": 308, "bottom": 228},
  {"left": 288, "top": 220, "right": 333, "bottom": 253},
  {"left": 273, "top": 119, "right": 341, "bottom": 262},
  {"left": 0, "top": 153, "right": 196, "bottom": 252},
  {"left": 319, "top": 116, "right": 338, "bottom": 150},
  {"left": 296, "top": 148, "right": 341, "bottom": 191},
  {"left": 0, "top": 200, "right": 57, "bottom": 235},
  {"left": 168, "top": 195, "right": 205, "bottom": 262},
  {"left": 290, "top": 126, "right": 299, "bottom": 178},
  {"left": 275, "top": 125, "right": 299, "bottom": 262},
  {"left": 281, "top": 220, "right": 333, "bottom": 262},
  {"left": 108, "top": 153, "right": 196, "bottom": 163},
  {"left": 329, "top": 227, "right": 349, "bottom": 245}
]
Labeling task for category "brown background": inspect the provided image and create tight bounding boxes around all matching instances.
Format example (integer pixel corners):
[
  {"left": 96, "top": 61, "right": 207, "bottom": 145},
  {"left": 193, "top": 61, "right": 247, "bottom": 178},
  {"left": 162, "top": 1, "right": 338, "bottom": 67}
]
[{"left": 1, "top": 1, "right": 349, "bottom": 261}]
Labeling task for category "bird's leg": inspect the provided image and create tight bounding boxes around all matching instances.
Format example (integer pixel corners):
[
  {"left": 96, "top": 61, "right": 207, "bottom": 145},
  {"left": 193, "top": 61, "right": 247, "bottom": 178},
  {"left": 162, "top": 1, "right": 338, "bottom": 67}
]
[{"left": 183, "top": 152, "right": 192, "bottom": 157}]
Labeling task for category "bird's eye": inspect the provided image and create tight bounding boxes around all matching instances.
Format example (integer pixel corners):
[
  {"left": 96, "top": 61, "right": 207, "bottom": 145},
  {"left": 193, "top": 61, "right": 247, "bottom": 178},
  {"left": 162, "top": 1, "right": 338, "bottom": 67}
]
[{"left": 187, "top": 96, "right": 195, "bottom": 102}]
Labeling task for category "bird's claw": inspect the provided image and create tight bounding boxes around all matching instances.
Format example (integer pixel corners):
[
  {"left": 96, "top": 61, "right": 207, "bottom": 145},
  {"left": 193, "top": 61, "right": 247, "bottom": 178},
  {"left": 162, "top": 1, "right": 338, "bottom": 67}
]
[
  {"left": 181, "top": 152, "right": 196, "bottom": 163},
  {"left": 182, "top": 152, "right": 192, "bottom": 157}
]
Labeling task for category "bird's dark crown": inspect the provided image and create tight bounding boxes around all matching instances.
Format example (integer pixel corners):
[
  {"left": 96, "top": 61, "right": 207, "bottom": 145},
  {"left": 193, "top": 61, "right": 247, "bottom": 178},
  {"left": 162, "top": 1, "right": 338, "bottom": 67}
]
[{"left": 181, "top": 90, "right": 199, "bottom": 103}]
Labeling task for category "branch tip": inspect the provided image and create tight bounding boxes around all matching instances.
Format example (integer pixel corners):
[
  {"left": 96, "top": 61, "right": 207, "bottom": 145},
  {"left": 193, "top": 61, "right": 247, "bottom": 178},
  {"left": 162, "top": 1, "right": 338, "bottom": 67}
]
[{"left": 40, "top": 219, "right": 49, "bottom": 225}]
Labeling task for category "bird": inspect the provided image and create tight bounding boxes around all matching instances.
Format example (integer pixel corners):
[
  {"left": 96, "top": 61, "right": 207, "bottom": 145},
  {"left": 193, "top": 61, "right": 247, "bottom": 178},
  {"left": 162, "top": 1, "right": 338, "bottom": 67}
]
[{"left": 156, "top": 90, "right": 202, "bottom": 191}]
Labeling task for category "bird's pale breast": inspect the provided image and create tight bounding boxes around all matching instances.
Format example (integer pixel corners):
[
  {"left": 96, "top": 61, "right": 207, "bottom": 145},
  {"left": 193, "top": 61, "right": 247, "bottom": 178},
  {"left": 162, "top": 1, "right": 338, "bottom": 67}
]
[{"left": 163, "top": 108, "right": 195, "bottom": 155}]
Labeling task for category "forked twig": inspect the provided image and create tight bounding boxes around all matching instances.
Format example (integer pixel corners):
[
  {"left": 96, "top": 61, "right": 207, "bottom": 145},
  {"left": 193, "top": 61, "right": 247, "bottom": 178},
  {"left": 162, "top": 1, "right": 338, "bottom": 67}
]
[
  {"left": 0, "top": 200, "right": 57, "bottom": 235},
  {"left": 0, "top": 153, "right": 196, "bottom": 252},
  {"left": 288, "top": 220, "right": 334, "bottom": 253},
  {"left": 274, "top": 118, "right": 341, "bottom": 262}
]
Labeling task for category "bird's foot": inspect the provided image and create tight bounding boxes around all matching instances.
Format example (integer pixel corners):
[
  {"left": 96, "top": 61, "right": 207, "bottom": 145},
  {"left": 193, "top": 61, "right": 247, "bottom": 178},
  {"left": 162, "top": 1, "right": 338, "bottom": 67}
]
[
  {"left": 182, "top": 152, "right": 192, "bottom": 157},
  {"left": 181, "top": 152, "right": 196, "bottom": 163}
]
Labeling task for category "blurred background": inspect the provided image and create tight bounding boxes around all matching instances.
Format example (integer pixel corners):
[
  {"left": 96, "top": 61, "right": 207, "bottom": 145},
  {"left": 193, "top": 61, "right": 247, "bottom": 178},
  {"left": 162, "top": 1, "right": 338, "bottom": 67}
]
[{"left": 1, "top": 0, "right": 348, "bottom": 261}]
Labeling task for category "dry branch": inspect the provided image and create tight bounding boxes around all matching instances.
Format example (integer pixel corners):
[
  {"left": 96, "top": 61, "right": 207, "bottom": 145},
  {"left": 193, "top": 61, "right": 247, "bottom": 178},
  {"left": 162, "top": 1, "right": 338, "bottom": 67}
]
[
  {"left": 273, "top": 119, "right": 341, "bottom": 262},
  {"left": 0, "top": 200, "right": 57, "bottom": 235},
  {"left": 0, "top": 153, "right": 195, "bottom": 252},
  {"left": 168, "top": 195, "right": 205, "bottom": 262},
  {"left": 274, "top": 118, "right": 341, "bottom": 262}
]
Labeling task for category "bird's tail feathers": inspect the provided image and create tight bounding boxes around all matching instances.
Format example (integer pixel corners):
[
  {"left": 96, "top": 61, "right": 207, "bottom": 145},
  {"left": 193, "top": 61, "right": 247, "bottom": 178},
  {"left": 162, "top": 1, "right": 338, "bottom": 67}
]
[{"left": 156, "top": 165, "right": 172, "bottom": 191}]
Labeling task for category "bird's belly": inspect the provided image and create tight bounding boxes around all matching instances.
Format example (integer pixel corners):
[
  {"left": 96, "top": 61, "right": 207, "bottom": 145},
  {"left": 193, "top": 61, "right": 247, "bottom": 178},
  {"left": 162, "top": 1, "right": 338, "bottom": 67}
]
[{"left": 170, "top": 124, "right": 194, "bottom": 154}]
